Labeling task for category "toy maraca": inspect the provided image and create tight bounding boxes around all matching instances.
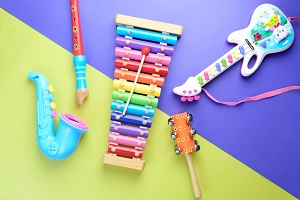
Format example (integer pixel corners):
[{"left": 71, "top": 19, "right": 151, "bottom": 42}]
[{"left": 168, "top": 112, "right": 201, "bottom": 198}]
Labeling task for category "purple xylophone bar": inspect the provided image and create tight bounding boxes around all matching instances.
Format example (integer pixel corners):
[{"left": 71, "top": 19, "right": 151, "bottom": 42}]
[
  {"left": 110, "top": 123, "right": 149, "bottom": 138},
  {"left": 116, "top": 36, "right": 174, "bottom": 56}
]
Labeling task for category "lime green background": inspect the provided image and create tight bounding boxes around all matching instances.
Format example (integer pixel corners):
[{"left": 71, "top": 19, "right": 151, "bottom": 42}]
[{"left": 0, "top": 9, "right": 296, "bottom": 200}]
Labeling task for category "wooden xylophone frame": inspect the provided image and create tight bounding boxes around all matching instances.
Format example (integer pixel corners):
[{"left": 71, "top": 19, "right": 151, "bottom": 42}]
[{"left": 102, "top": 14, "right": 183, "bottom": 170}]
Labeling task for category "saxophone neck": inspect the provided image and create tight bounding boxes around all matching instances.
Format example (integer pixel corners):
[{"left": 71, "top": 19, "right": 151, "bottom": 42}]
[{"left": 28, "top": 72, "right": 49, "bottom": 88}]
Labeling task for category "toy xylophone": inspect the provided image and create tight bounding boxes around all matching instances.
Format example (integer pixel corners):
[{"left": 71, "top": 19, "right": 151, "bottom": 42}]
[
  {"left": 168, "top": 112, "right": 201, "bottom": 198},
  {"left": 102, "top": 14, "right": 183, "bottom": 170},
  {"left": 173, "top": 4, "right": 295, "bottom": 102}
]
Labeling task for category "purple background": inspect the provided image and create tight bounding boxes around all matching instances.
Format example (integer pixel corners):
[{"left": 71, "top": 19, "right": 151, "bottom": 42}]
[{"left": 1, "top": 0, "right": 300, "bottom": 197}]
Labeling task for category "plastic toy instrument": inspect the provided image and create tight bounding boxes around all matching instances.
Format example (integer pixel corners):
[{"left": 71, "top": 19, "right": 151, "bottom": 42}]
[
  {"left": 168, "top": 112, "right": 201, "bottom": 198},
  {"left": 28, "top": 72, "right": 89, "bottom": 160},
  {"left": 173, "top": 4, "right": 295, "bottom": 102},
  {"left": 70, "top": 0, "right": 88, "bottom": 105},
  {"left": 102, "top": 14, "right": 183, "bottom": 170}
]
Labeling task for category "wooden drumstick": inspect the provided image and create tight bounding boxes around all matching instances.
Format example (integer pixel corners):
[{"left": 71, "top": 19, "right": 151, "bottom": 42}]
[
  {"left": 122, "top": 46, "right": 150, "bottom": 115},
  {"left": 169, "top": 112, "right": 202, "bottom": 198}
]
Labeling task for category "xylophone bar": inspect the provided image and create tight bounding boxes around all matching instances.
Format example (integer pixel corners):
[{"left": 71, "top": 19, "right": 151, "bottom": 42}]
[
  {"left": 111, "top": 112, "right": 152, "bottom": 128},
  {"left": 115, "top": 58, "right": 168, "bottom": 77},
  {"left": 115, "top": 14, "right": 183, "bottom": 37},
  {"left": 108, "top": 133, "right": 147, "bottom": 148},
  {"left": 115, "top": 47, "right": 171, "bottom": 66},
  {"left": 113, "top": 79, "right": 161, "bottom": 97},
  {"left": 117, "top": 26, "right": 178, "bottom": 46},
  {"left": 110, "top": 123, "right": 149, "bottom": 138},
  {"left": 114, "top": 68, "right": 165, "bottom": 87},
  {"left": 111, "top": 101, "right": 155, "bottom": 118},
  {"left": 116, "top": 36, "right": 174, "bottom": 56},
  {"left": 112, "top": 90, "right": 158, "bottom": 108},
  {"left": 108, "top": 144, "right": 143, "bottom": 159}
]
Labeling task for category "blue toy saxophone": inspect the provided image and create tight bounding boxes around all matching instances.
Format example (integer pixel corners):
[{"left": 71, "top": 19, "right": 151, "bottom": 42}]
[{"left": 28, "top": 72, "right": 89, "bottom": 160}]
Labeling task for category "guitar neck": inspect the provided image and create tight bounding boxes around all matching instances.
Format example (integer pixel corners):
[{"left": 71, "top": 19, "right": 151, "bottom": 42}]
[{"left": 195, "top": 43, "right": 251, "bottom": 88}]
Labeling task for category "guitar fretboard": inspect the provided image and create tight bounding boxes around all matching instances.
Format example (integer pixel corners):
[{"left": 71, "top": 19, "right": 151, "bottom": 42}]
[{"left": 196, "top": 43, "right": 251, "bottom": 87}]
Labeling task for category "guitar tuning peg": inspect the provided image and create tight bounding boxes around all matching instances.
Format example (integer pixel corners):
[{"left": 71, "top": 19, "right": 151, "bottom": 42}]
[
  {"left": 187, "top": 113, "right": 193, "bottom": 123},
  {"left": 190, "top": 128, "right": 196, "bottom": 137},
  {"left": 171, "top": 131, "right": 177, "bottom": 140},
  {"left": 168, "top": 118, "right": 174, "bottom": 126}
]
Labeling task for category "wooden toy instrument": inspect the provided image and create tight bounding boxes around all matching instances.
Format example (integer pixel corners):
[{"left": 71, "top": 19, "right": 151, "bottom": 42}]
[
  {"left": 70, "top": 0, "right": 88, "bottom": 105},
  {"left": 168, "top": 112, "right": 201, "bottom": 198},
  {"left": 102, "top": 14, "right": 183, "bottom": 170},
  {"left": 173, "top": 4, "right": 295, "bottom": 102}
]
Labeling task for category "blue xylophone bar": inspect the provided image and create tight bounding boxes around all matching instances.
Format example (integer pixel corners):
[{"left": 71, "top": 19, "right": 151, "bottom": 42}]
[{"left": 116, "top": 25, "right": 178, "bottom": 46}]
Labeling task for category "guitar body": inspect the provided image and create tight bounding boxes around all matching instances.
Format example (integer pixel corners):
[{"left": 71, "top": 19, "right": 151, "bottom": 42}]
[
  {"left": 228, "top": 3, "right": 294, "bottom": 76},
  {"left": 173, "top": 4, "right": 295, "bottom": 101}
]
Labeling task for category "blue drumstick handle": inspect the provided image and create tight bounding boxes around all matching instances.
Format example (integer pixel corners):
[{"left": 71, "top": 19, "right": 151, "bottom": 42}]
[{"left": 73, "top": 55, "right": 87, "bottom": 89}]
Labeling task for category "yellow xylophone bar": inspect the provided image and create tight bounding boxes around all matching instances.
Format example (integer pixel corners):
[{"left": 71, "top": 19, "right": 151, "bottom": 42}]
[{"left": 113, "top": 79, "right": 161, "bottom": 97}]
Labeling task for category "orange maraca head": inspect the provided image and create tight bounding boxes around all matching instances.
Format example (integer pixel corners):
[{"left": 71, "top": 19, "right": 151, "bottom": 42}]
[{"left": 168, "top": 112, "right": 200, "bottom": 155}]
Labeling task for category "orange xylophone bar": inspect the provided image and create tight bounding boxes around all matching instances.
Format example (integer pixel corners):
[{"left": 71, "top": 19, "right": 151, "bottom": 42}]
[{"left": 114, "top": 68, "right": 165, "bottom": 87}]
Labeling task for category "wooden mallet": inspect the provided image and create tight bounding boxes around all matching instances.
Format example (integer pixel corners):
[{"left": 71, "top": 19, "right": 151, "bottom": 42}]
[{"left": 122, "top": 46, "right": 150, "bottom": 115}]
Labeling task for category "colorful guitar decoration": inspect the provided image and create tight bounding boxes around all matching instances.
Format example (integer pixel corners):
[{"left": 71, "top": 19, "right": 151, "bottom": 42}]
[
  {"left": 173, "top": 4, "right": 295, "bottom": 102},
  {"left": 168, "top": 112, "right": 201, "bottom": 198},
  {"left": 70, "top": 0, "right": 88, "bottom": 106}
]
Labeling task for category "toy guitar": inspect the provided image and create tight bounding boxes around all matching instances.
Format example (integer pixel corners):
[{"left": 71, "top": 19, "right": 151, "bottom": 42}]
[
  {"left": 173, "top": 4, "right": 295, "bottom": 101},
  {"left": 168, "top": 112, "right": 201, "bottom": 198}
]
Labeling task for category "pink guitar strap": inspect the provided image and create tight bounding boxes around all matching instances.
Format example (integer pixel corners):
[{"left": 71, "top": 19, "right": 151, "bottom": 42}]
[
  {"left": 203, "top": 86, "right": 300, "bottom": 106},
  {"left": 288, "top": 17, "right": 300, "bottom": 21}
]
